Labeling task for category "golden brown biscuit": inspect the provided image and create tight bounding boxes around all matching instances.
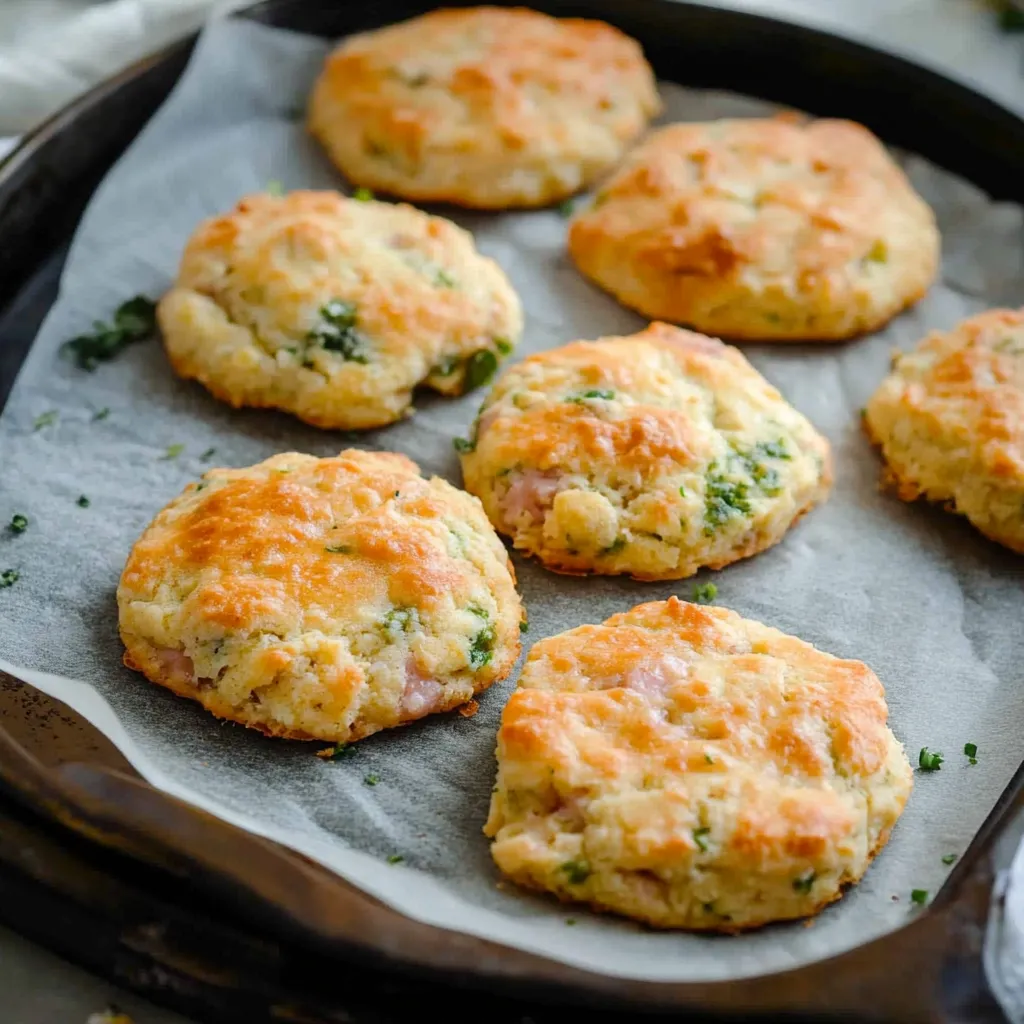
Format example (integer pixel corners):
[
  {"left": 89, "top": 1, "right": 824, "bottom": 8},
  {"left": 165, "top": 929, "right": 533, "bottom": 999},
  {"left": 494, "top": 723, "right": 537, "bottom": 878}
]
[
  {"left": 865, "top": 308, "right": 1024, "bottom": 552},
  {"left": 158, "top": 190, "right": 521, "bottom": 429},
  {"left": 118, "top": 450, "right": 522, "bottom": 743},
  {"left": 485, "top": 597, "right": 912, "bottom": 930},
  {"left": 307, "top": 7, "right": 660, "bottom": 209},
  {"left": 457, "top": 322, "right": 831, "bottom": 580},
  {"left": 567, "top": 117, "right": 939, "bottom": 340}
]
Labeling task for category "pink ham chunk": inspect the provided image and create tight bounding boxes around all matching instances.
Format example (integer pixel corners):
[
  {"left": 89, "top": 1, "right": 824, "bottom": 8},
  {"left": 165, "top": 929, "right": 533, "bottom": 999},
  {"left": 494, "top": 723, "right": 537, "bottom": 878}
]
[
  {"left": 499, "top": 470, "right": 563, "bottom": 529},
  {"left": 623, "top": 654, "right": 691, "bottom": 701},
  {"left": 399, "top": 656, "right": 444, "bottom": 721},
  {"left": 152, "top": 646, "right": 196, "bottom": 686}
]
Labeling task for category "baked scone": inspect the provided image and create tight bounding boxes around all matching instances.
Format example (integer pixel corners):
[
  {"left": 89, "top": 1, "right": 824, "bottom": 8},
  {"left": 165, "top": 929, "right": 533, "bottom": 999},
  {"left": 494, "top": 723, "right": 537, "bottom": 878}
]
[
  {"left": 457, "top": 322, "right": 831, "bottom": 580},
  {"left": 567, "top": 117, "right": 939, "bottom": 340},
  {"left": 118, "top": 450, "right": 522, "bottom": 742},
  {"left": 865, "top": 308, "right": 1024, "bottom": 552},
  {"left": 307, "top": 7, "right": 660, "bottom": 209},
  {"left": 485, "top": 597, "right": 912, "bottom": 930},
  {"left": 158, "top": 190, "right": 522, "bottom": 430}
]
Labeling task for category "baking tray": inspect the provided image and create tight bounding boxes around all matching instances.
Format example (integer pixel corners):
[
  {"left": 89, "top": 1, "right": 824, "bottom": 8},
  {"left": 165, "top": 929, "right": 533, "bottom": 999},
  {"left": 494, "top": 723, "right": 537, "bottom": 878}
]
[{"left": 1, "top": 1, "right": 1023, "bottom": 1020}]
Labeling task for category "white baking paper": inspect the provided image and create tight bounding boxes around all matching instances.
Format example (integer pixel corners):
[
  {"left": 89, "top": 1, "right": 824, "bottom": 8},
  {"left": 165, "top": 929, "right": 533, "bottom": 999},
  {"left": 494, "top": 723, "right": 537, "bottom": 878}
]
[{"left": 1, "top": 17, "right": 1022, "bottom": 984}]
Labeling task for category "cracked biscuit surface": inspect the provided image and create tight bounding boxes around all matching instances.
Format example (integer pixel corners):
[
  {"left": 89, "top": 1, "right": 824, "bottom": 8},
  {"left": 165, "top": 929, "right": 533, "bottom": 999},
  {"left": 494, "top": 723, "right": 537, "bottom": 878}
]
[
  {"left": 865, "top": 308, "right": 1024, "bottom": 552},
  {"left": 485, "top": 597, "right": 912, "bottom": 930},
  {"left": 458, "top": 322, "right": 832, "bottom": 580},
  {"left": 567, "top": 117, "right": 939, "bottom": 340},
  {"left": 307, "top": 6, "right": 659, "bottom": 209},
  {"left": 158, "top": 190, "right": 521, "bottom": 429},
  {"left": 118, "top": 450, "right": 522, "bottom": 743}
]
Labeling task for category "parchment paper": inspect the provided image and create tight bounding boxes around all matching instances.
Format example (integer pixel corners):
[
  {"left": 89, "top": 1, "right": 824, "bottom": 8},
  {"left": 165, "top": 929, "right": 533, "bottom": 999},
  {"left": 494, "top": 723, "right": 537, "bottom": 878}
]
[{"left": 1, "top": 18, "right": 1023, "bottom": 984}]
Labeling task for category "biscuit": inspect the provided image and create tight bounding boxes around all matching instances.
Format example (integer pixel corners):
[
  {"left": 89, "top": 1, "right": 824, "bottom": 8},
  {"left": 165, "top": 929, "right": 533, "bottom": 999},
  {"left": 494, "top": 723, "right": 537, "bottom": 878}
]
[
  {"left": 457, "top": 322, "right": 831, "bottom": 580},
  {"left": 485, "top": 597, "right": 912, "bottom": 930},
  {"left": 865, "top": 308, "right": 1024, "bottom": 552},
  {"left": 307, "top": 7, "right": 660, "bottom": 209},
  {"left": 118, "top": 450, "right": 522, "bottom": 743},
  {"left": 567, "top": 117, "right": 939, "bottom": 340},
  {"left": 158, "top": 190, "right": 522, "bottom": 429}
]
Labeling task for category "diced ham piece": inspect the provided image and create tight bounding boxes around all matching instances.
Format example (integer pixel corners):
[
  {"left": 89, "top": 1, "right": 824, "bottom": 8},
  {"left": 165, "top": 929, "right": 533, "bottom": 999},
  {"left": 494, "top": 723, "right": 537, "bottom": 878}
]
[
  {"left": 152, "top": 646, "right": 196, "bottom": 686},
  {"left": 399, "top": 656, "right": 444, "bottom": 721},
  {"left": 623, "top": 654, "right": 691, "bottom": 701},
  {"left": 499, "top": 470, "right": 562, "bottom": 529}
]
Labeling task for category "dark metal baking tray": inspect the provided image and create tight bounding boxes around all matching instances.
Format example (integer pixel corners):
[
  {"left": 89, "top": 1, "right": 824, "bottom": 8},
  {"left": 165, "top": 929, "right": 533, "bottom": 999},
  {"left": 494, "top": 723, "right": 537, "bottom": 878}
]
[{"left": 2, "top": 1, "right": 1024, "bottom": 1020}]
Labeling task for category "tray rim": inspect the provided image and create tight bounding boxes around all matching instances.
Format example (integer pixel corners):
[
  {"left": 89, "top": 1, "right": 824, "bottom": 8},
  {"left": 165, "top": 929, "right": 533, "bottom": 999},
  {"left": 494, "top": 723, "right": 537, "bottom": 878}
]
[{"left": 1, "top": 0, "right": 1023, "bottom": 1014}]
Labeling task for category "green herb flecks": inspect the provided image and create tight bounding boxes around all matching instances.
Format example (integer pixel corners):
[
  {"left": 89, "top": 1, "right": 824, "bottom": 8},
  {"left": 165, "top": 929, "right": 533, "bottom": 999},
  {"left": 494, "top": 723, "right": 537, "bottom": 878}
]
[
  {"left": 266, "top": 180, "right": 285, "bottom": 196},
  {"left": 463, "top": 348, "right": 499, "bottom": 393},
  {"left": 942, "top": 853, "right": 957, "bottom": 866},
  {"left": 964, "top": 742, "right": 978, "bottom": 765},
  {"left": 566, "top": 388, "right": 615, "bottom": 403},
  {"left": 308, "top": 299, "right": 371, "bottom": 363},
  {"left": 92, "top": 407, "right": 110, "bottom": 421},
  {"left": 918, "top": 747, "right": 943, "bottom": 771},
  {"left": 77, "top": 495, "right": 91, "bottom": 508},
  {"left": 62, "top": 296, "right": 157, "bottom": 370},
  {"left": 911, "top": 888, "right": 928, "bottom": 906},
  {"left": 0, "top": 569, "right": 19, "bottom": 588},
  {"left": 8, "top": 514, "right": 27, "bottom": 535},
  {"left": 352, "top": 186, "right": 374, "bottom": 201},
  {"left": 519, "top": 616, "right": 529, "bottom": 634},
  {"left": 162, "top": 443, "right": 185, "bottom": 460},
  {"left": 865, "top": 239, "right": 888, "bottom": 263},
  {"left": 692, "top": 827, "right": 711, "bottom": 852},
  {"left": 434, "top": 268, "right": 457, "bottom": 288},
  {"left": 469, "top": 624, "right": 495, "bottom": 670},
  {"left": 33, "top": 410, "right": 58, "bottom": 431},
  {"left": 703, "top": 438, "right": 792, "bottom": 532},
  {"left": 325, "top": 544, "right": 351, "bottom": 554},
  {"left": 453, "top": 435, "right": 476, "bottom": 454},
  {"left": 383, "top": 607, "right": 416, "bottom": 634},
  {"left": 560, "top": 858, "right": 591, "bottom": 885},
  {"left": 317, "top": 743, "right": 357, "bottom": 760},
  {"left": 793, "top": 872, "right": 816, "bottom": 895},
  {"left": 693, "top": 582, "right": 717, "bottom": 605},
  {"left": 387, "top": 854, "right": 404, "bottom": 865},
  {"left": 565, "top": 918, "right": 577, "bottom": 926},
  {"left": 494, "top": 337, "right": 514, "bottom": 356},
  {"left": 603, "top": 537, "right": 626, "bottom": 555},
  {"left": 364, "top": 774, "right": 380, "bottom": 787},
  {"left": 200, "top": 447, "right": 217, "bottom": 462},
  {"left": 703, "top": 465, "right": 752, "bottom": 533},
  {"left": 557, "top": 198, "right": 576, "bottom": 218}
]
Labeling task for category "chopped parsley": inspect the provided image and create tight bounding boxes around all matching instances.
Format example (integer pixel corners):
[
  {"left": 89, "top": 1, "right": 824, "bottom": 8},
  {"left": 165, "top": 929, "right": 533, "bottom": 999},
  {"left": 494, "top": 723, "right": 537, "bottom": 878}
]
[
  {"left": 308, "top": 299, "right": 370, "bottom": 363},
  {"left": 998, "top": 3, "right": 1024, "bottom": 31},
  {"left": 693, "top": 582, "right": 717, "bottom": 604},
  {"left": 463, "top": 348, "right": 499, "bottom": 392},
  {"left": 703, "top": 439, "right": 792, "bottom": 532},
  {"left": 352, "top": 186, "right": 374, "bottom": 201},
  {"left": 92, "top": 407, "right": 110, "bottom": 421},
  {"left": 567, "top": 388, "right": 615, "bottom": 403},
  {"left": 162, "top": 443, "right": 185, "bottom": 460},
  {"left": 865, "top": 239, "right": 888, "bottom": 263},
  {"left": 692, "top": 827, "right": 711, "bottom": 852},
  {"left": 557, "top": 198, "right": 576, "bottom": 218},
  {"left": 519, "top": 616, "right": 529, "bottom": 634},
  {"left": 387, "top": 853, "right": 404, "bottom": 865},
  {"left": 910, "top": 888, "right": 928, "bottom": 906},
  {"left": 383, "top": 607, "right": 416, "bottom": 633},
  {"left": 9, "top": 514, "right": 27, "bottom": 534},
  {"left": 679, "top": 485, "right": 686, "bottom": 497},
  {"left": 603, "top": 537, "right": 626, "bottom": 555},
  {"left": 704, "top": 752, "right": 714, "bottom": 765},
  {"left": 432, "top": 354, "right": 461, "bottom": 377},
  {"left": 33, "top": 410, "right": 58, "bottom": 431},
  {"left": 200, "top": 447, "right": 217, "bottom": 462},
  {"left": 559, "top": 858, "right": 591, "bottom": 884},
  {"left": 0, "top": 569, "right": 19, "bottom": 588},
  {"left": 469, "top": 624, "right": 495, "bottom": 670},
  {"left": 364, "top": 774, "right": 380, "bottom": 786},
  {"left": 453, "top": 435, "right": 476, "bottom": 454},
  {"left": 494, "top": 337, "right": 514, "bottom": 356},
  {"left": 62, "top": 296, "right": 157, "bottom": 370},
  {"left": 793, "top": 872, "right": 816, "bottom": 895},
  {"left": 317, "top": 743, "right": 357, "bottom": 760},
  {"left": 704, "top": 465, "right": 752, "bottom": 532},
  {"left": 942, "top": 853, "right": 957, "bottom": 866},
  {"left": 918, "top": 747, "right": 943, "bottom": 771},
  {"left": 434, "top": 268, "right": 457, "bottom": 288},
  {"left": 266, "top": 180, "right": 285, "bottom": 196},
  {"left": 325, "top": 544, "right": 351, "bottom": 554},
  {"left": 77, "top": 495, "right": 90, "bottom": 508},
  {"left": 565, "top": 918, "right": 577, "bottom": 926},
  {"left": 964, "top": 742, "right": 978, "bottom": 765}
]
